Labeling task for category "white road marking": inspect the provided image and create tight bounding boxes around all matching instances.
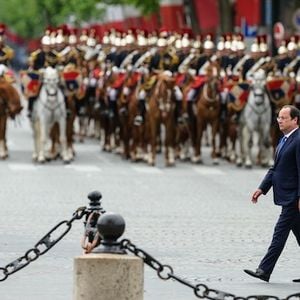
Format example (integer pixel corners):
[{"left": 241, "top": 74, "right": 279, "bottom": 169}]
[
  {"left": 8, "top": 163, "right": 38, "bottom": 171},
  {"left": 131, "top": 166, "right": 163, "bottom": 174},
  {"left": 192, "top": 166, "right": 225, "bottom": 175},
  {"left": 64, "top": 165, "right": 102, "bottom": 172}
]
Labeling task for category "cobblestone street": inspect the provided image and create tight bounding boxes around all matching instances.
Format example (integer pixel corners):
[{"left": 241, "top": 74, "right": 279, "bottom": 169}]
[{"left": 0, "top": 116, "right": 300, "bottom": 299}]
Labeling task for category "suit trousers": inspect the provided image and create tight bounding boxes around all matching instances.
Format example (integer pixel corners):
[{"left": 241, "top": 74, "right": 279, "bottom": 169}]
[{"left": 259, "top": 205, "right": 300, "bottom": 275}]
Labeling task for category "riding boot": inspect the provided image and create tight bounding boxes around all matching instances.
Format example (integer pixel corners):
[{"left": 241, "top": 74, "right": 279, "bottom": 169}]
[
  {"left": 109, "top": 100, "right": 117, "bottom": 120},
  {"left": 27, "top": 96, "right": 36, "bottom": 118},
  {"left": 134, "top": 99, "right": 146, "bottom": 125},
  {"left": 175, "top": 100, "right": 183, "bottom": 124},
  {"left": 187, "top": 101, "right": 195, "bottom": 122}
]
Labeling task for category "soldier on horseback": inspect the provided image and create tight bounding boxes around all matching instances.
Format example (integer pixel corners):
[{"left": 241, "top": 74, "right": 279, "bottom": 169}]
[
  {"left": 0, "top": 24, "right": 14, "bottom": 68},
  {"left": 26, "top": 28, "right": 59, "bottom": 118}
]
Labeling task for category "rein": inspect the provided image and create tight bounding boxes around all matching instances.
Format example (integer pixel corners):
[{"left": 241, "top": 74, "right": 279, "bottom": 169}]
[
  {"left": 40, "top": 85, "right": 63, "bottom": 112},
  {"left": 155, "top": 80, "right": 172, "bottom": 112},
  {"left": 247, "top": 88, "right": 270, "bottom": 115}
]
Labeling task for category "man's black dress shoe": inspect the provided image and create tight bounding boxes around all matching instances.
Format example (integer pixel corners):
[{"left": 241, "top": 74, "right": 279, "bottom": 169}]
[
  {"left": 293, "top": 278, "right": 300, "bottom": 282},
  {"left": 244, "top": 268, "right": 270, "bottom": 282}
]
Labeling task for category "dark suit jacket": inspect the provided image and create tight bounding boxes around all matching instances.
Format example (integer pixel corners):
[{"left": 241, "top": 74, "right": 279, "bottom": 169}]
[{"left": 259, "top": 128, "right": 300, "bottom": 206}]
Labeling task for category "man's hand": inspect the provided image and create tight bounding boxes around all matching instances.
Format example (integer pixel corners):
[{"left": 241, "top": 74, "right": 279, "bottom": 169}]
[{"left": 251, "top": 189, "right": 263, "bottom": 203}]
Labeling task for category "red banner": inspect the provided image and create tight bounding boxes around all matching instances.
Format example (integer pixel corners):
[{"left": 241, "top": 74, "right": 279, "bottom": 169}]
[
  {"left": 193, "top": 0, "right": 219, "bottom": 32},
  {"left": 235, "top": 0, "right": 261, "bottom": 26}
]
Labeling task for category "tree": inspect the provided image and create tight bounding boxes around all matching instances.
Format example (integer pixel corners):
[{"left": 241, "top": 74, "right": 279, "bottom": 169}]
[
  {"left": 0, "top": 0, "right": 161, "bottom": 39},
  {"left": 0, "top": 0, "right": 104, "bottom": 39},
  {"left": 218, "top": 0, "right": 234, "bottom": 34}
]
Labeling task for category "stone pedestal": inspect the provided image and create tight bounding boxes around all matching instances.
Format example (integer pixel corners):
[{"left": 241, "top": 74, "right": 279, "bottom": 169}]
[{"left": 73, "top": 253, "right": 144, "bottom": 300}]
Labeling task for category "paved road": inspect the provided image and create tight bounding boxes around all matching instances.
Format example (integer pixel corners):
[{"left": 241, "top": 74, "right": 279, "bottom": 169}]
[{"left": 1, "top": 113, "right": 300, "bottom": 299}]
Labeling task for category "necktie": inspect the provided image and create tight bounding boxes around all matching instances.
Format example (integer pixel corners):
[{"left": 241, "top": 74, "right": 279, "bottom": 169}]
[{"left": 276, "top": 136, "right": 287, "bottom": 155}]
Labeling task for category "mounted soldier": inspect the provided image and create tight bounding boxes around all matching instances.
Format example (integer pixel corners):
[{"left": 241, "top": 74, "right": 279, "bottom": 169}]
[
  {"left": 0, "top": 24, "right": 14, "bottom": 68},
  {"left": 283, "top": 36, "right": 300, "bottom": 77},
  {"left": 24, "top": 28, "right": 59, "bottom": 118},
  {"left": 62, "top": 28, "right": 82, "bottom": 67},
  {"left": 274, "top": 40, "right": 291, "bottom": 76},
  {"left": 30, "top": 28, "right": 59, "bottom": 70},
  {"left": 245, "top": 35, "right": 274, "bottom": 81}
]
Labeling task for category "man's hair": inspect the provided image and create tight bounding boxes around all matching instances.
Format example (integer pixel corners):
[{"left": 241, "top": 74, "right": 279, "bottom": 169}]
[{"left": 283, "top": 105, "right": 300, "bottom": 125}]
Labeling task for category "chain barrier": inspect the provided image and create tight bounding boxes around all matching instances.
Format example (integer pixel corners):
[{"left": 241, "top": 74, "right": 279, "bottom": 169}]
[
  {"left": 1, "top": 204, "right": 300, "bottom": 300},
  {"left": 0, "top": 206, "right": 88, "bottom": 282},
  {"left": 121, "top": 239, "right": 300, "bottom": 300}
]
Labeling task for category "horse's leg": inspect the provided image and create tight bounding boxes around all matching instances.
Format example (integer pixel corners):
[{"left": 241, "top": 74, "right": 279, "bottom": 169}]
[
  {"left": 219, "top": 118, "right": 228, "bottom": 159},
  {"left": 164, "top": 117, "right": 176, "bottom": 167},
  {"left": 130, "top": 125, "right": 137, "bottom": 161},
  {"left": 38, "top": 117, "right": 48, "bottom": 163},
  {"left": 49, "top": 123, "right": 60, "bottom": 160},
  {"left": 119, "top": 113, "right": 130, "bottom": 159},
  {"left": 228, "top": 119, "right": 238, "bottom": 162},
  {"left": 58, "top": 118, "right": 69, "bottom": 163},
  {"left": 243, "top": 126, "right": 253, "bottom": 168},
  {"left": 66, "top": 114, "right": 75, "bottom": 161},
  {"left": 78, "top": 115, "right": 87, "bottom": 143},
  {"left": 236, "top": 122, "right": 244, "bottom": 167},
  {"left": 0, "top": 116, "right": 7, "bottom": 159},
  {"left": 3, "top": 117, "right": 8, "bottom": 158},
  {"left": 260, "top": 126, "right": 273, "bottom": 167},
  {"left": 211, "top": 120, "right": 220, "bottom": 165},
  {"left": 148, "top": 115, "right": 157, "bottom": 166},
  {"left": 31, "top": 119, "right": 39, "bottom": 161},
  {"left": 94, "top": 117, "right": 101, "bottom": 140},
  {"left": 192, "top": 114, "right": 203, "bottom": 163}
]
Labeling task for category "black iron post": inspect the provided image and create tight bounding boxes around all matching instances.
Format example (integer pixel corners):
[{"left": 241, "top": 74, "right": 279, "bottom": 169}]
[
  {"left": 92, "top": 212, "right": 126, "bottom": 254},
  {"left": 87, "top": 190, "right": 105, "bottom": 212}
]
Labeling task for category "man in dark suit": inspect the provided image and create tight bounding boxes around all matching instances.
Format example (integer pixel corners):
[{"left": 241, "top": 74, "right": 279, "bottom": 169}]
[{"left": 244, "top": 105, "right": 300, "bottom": 282}]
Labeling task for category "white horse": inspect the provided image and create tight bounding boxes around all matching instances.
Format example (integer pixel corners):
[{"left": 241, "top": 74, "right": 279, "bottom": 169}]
[
  {"left": 32, "top": 66, "right": 69, "bottom": 163},
  {"left": 236, "top": 69, "right": 273, "bottom": 168}
]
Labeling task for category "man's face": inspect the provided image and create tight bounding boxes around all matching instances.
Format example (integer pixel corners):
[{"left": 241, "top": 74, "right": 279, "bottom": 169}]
[{"left": 277, "top": 107, "right": 298, "bottom": 134}]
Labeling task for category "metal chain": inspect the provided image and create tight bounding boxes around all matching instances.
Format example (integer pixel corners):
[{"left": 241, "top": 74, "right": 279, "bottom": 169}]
[
  {"left": 0, "top": 206, "right": 88, "bottom": 282},
  {"left": 121, "top": 239, "right": 300, "bottom": 300}
]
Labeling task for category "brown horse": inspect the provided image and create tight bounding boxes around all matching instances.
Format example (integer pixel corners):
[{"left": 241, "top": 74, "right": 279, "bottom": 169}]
[
  {"left": 129, "top": 72, "right": 158, "bottom": 162},
  {"left": 173, "top": 71, "right": 196, "bottom": 161},
  {"left": 193, "top": 67, "right": 221, "bottom": 164},
  {"left": 63, "top": 66, "right": 85, "bottom": 160},
  {"left": 97, "top": 70, "right": 125, "bottom": 152},
  {"left": 0, "top": 78, "right": 22, "bottom": 159},
  {"left": 49, "top": 66, "right": 85, "bottom": 161},
  {"left": 218, "top": 81, "right": 249, "bottom": 163},
  {"left": 117, "top": 71, "right": 142, "bottom": 160},
  {"left": 146, "top": 72, "right": 177, "bottom": 166}
]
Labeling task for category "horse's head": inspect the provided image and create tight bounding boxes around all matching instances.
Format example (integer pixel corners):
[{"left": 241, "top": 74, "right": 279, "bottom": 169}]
[
  {"left": 201, "top": 75, "right": 219, "bottom": 104},
  {"left": 252, "top": 69, "right": 267, "bottom": 104},
  {"left": 153, "top": 71, "right": 176, "bottom": 116},
  {"left": 252, "top": 69, "right": 266, "bottom": 90},
  {"left": 43, "top": 67, "right": 59, "bottom": 95}
]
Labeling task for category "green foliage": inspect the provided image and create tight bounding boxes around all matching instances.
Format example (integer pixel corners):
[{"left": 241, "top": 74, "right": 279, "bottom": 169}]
[
  {"left": 0, "top": 0, "right": 160, "bottom": 39},
  {"left": 0, "top": 0, "right": 104, "bottom": 39},
  {"left": 101, "top": 0, "right": 160, "bottom": 15}
]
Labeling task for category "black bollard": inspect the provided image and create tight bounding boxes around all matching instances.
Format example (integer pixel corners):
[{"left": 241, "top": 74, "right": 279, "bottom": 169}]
[
  {"left": 87, "top": 190, "right": 105, "bottom": 213},
  {"left": 92, "top": 212, "right": 126, "bottom": 254},
  {"left": 81, "top": 191, "right": 105, "bottom": 253}
]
